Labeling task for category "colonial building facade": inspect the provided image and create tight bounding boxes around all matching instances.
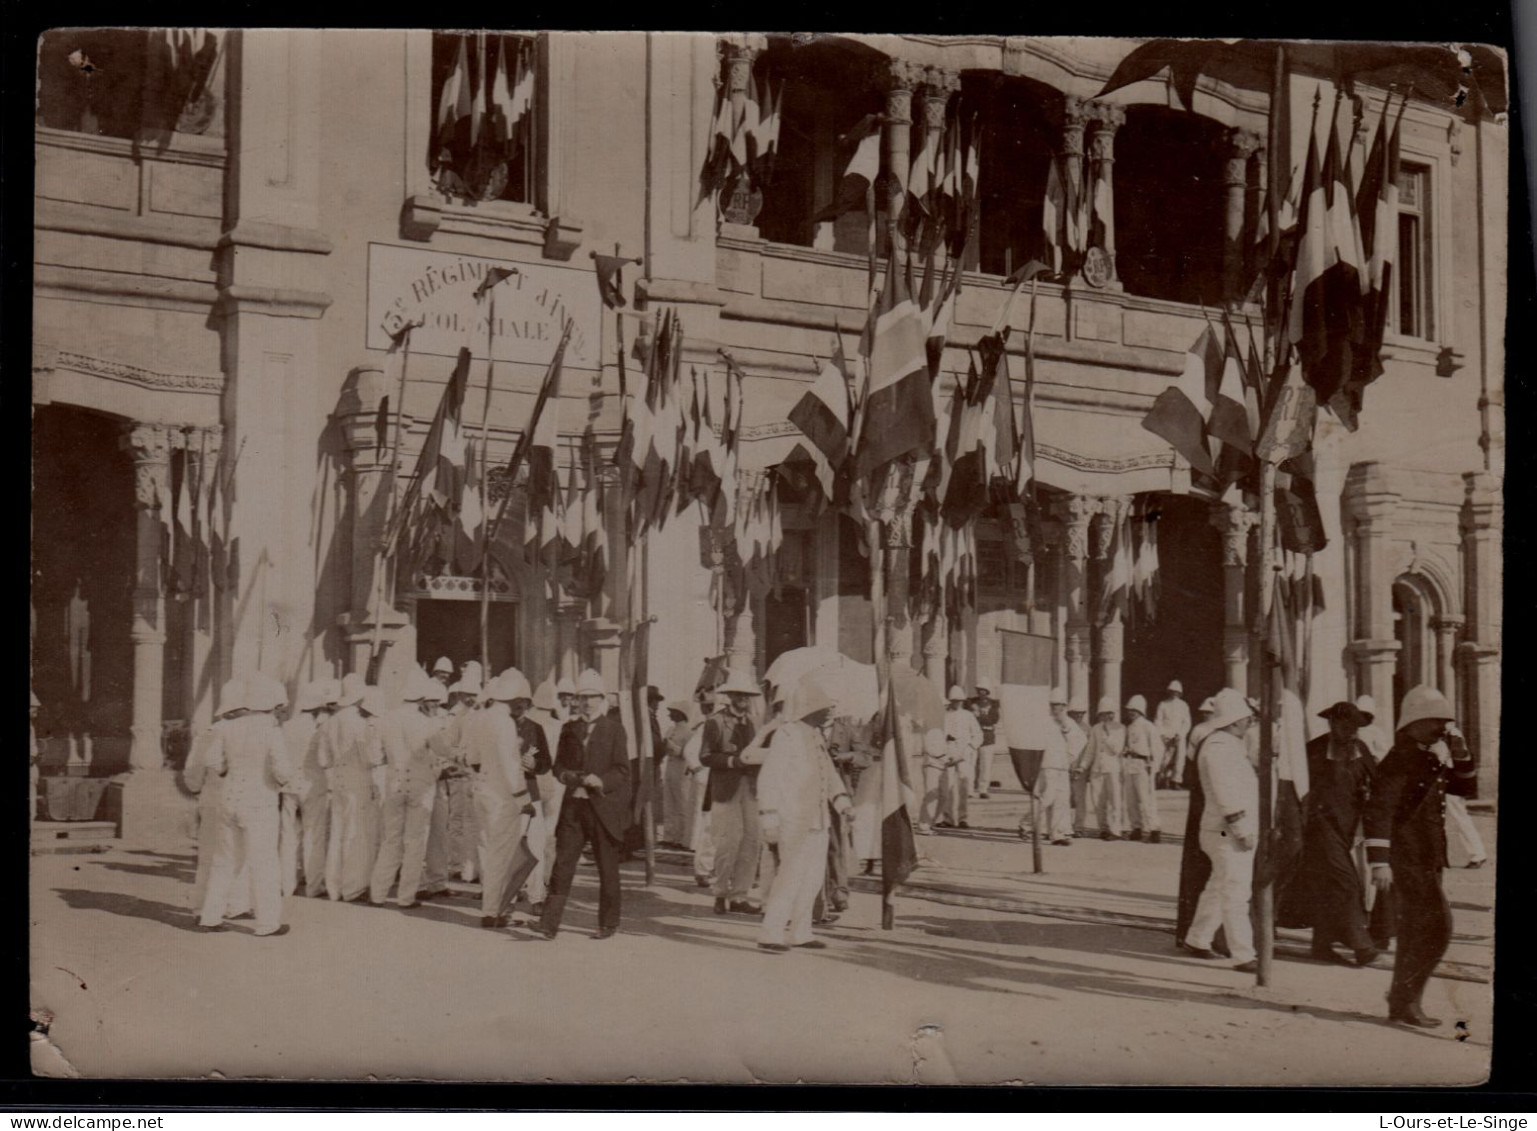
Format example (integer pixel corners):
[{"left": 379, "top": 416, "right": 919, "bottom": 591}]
[{"left": 31, "top": 31, "right": 1504, "bottom": 841}]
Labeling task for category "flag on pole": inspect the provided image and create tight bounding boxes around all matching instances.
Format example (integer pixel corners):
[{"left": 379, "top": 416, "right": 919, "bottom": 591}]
[
  {"left": 852, "top": 269, "right": 936, "bottom": 480},
  {"left": 436, "top": 35, "right": 472, "bottom": 164},
  {"left": 788, "top": 350, "right": 853, "bottom": 503},
  {"left": 1141, "top": 326, "right": 1222, "bottom": 478},
  {"left": 874, "top": 686, "right": 919, "bottom": 913},
  {"left": 1337, "top": 96, "right": 1402, "bottom": 430},
  {"left": 593, "top": 254, "right": 632, "bottom": 310},
  {"left": 812, "top": 114, "right": 883, "bottom": 222}
]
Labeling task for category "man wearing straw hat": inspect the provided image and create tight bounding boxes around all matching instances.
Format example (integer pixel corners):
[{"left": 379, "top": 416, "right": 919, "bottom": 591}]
[
  {"left": 756, "top": 678, "right": 854, "bottom": 952},
  {"left": 1364, "top": 685, "right": 1479, "bottom": 1027},
  {"left": 700, "top": 669, "right": 766, "bottom": 916},
  {"left": 1182, "top": 688, "right": 1260, "bottom": 973},
  {"left": 535, "top": 668, "right": 630, "bottom": 940}
]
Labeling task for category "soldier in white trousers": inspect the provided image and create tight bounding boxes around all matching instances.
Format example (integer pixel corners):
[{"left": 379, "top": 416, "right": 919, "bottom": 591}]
[
  {"left": 185, "top": 679, "right": 253, "bottom": 921},
  {"left": 370, "top": 668, "right": 448, "bottom": 907},
  {"left": 1032, "top": 689, "right": 1082, "bottom": 845},
  {"left": 756, "top": 681, "right": 853, "bottom": 952},
  {"left": 469, "top": 669, "right": 548, "bottom": 928},
  {"left": 1122, "top": 694, "right": 1163, "bottom": 843},
  {"left": 279, "top": 681, "right": 331, "bottom": 898},
  {"left": 1184, "top": 688, "right": 1260, "bottom": 972},
  {"left": 197, "top": 674, "right": 295, "bottom": 936},
  {"left": 1077, "top": 696, "right": 1127, "bottom": 839}
]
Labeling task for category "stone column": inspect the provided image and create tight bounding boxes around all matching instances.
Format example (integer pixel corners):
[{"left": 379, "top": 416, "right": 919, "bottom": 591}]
[
  {"left": 881, "top": 59, "right": 923, "bottom": 266},
  {"left": 585, "top": 618, "right": 623, "bottom": 702},
  {"left": 922, "top": 612, "right": 948, "bottom": 692},
  {"left": 1087, "top": 103, "right": 1125, "bottom": 282},
  {"left": 1052, "top": 494, "right": 1096, "bottom": 711},
  {"left": 1211, "top": 499, "right": 1257, "bottom": 692},
  {"left": 718, "top": 35, "right": 766, "bottom": 228},
  {"left": 121, "top": 424, "right": 171, "bottom": 771},
  {"left": 1433, "top": 615, "right": 1463, "bottom": 698},
  {"left": 727, "top": 600, "right": 758, "bottom": 677},
  {"left": 1091, "top": 499, "right": 1125, "bottom": 710},
  {"left": 1344, "top": 463, "right": 1403, "bottom": 732},
  {"left": 1223, "top": 128, "right": 1264, "bottom": 303},
  {"left": 917, "top": 66, "right": 958, "bottom": 181},
  {"left": 1458, "top": 470, "right": 1501, "bottom": 796},
  {"left": 335, "top": 363, "right": 413, "bottom": 682}
]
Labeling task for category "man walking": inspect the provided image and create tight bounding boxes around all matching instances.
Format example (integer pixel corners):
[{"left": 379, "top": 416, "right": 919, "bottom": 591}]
[
  {"left": 1364, "top": 685, "right": 1479, "bottom": 1027},
  {"left": 756, "top": 682, "right": 854, "bottom": 953},
  {"left": 1155, "top": 680, "right": 1192, "bottom": 789},
  {"left": 370, "top": 668, "right": 447, "bottom": 908},
  {"left": 319, "top": 674, "right": 383, "bottom": 903},
  {"left": 940, "top": 686, "right": 982, "bottom": 829},
  {"left": 470, "top": 669, "right": 548, "bottom": 928},
  {"left": 1283, "top": 700, "right": 1379, "bottom": 967},
  {"left": 1122, "top": 694, "right": 1163, "bottom": 843},
  {"left": 1182, "top": 688, "right": 1259, "bottom": 972},
  {"left": 535, "top": 669, "right": 631, "bottom": 940},
  {"left": 700, "top": 670, "right": 765, "bottom": 915},
  {"left": 1077, "top": 697, "right": 1126, "bottom": 840}
]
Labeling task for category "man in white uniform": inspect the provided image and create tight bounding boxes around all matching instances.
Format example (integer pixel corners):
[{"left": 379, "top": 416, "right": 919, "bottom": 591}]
[
  {"left": 279, "top": 681, "right": 330, "bottom": 898},
  {"left": 197, "top": 674, "right": 294, "bottom": 936},
  {"left": 1183, "top": 688, "right": 1260, "bottom": 972},
  {"left": 185, "top": 679, "right": 252, "bottom": 921},
  {"left": 469, "top": 669, "right": 546, "bottom": 928},
  {"left": 940, "top": 686, "right": 982, "bottom": 829},
  {"left": 756, "top": 681, "right": 853, "bottom": 952},
  {"left": 1122, "top": 694, "right": 1163, "bottom": 843},
  {"left": 319, "top": 674, "right": 383, "bottom": 903},
  {"left": 1076, "top": 696, "right": 1127, "bottom": 839},
  {"left": 1155, "top": 680, "right": 1193, "bottom": 789},
  {"left": 370, "top": 668, "right": 447, "bottom": 907},
  {"left": 1032, "top": 688, "right": 1082, "bottom": 846}
]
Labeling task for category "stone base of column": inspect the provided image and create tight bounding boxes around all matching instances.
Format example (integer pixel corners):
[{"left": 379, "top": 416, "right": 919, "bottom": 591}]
[{"left": 117, "top": 765, "right": 197, "bottom": 851}]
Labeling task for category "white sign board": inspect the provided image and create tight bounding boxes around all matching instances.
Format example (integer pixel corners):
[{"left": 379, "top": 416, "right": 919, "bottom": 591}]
[{"left": 367, "top": 243, "right": 601, "bottom": 371}]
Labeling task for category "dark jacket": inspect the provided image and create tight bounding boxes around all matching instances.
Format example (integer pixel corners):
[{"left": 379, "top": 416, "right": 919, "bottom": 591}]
[
  {"left": 516, "top": 714, "right": 552, "bottom": 799},
  {"left": 555, "top": 714, "right": 632, "bottom": 840},
  {"left": 971, "top": 698, "right": 1000, "bottom": 746},
  {"left": 1363, "top": 733, "right": 1477, "bottom": 869},
  {"left": 700, "top": 712, "right": 759, "bottom": 804},
  {"left": 1303, "top": 733, "right": 1373, "bottom": 837}
]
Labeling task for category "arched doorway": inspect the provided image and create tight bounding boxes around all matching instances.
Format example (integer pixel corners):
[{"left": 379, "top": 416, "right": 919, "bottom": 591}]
[{"left": 1392, "top": 573, "right": 1440, "bottom": 716}]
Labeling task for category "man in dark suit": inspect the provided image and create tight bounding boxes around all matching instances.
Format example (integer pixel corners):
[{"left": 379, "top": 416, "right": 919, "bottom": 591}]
[
  {"left": 534, "top": 668, "right": 631, "bottom": 940},
  {"left": 1364, "top": 685, "right": 1479, "bottom": 1027}
]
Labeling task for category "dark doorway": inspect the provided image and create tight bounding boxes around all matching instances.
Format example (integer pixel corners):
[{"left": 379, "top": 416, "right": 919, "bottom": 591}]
[
  {"left": 764, "top": 586, "right": 810, "bottom": 670},
  {"left": 415, "top": 600, "right": 518, "bottom": 680},
  {"left": 31, "top": 405, "right": 137, "bottom": 774},
  {"left": 1120, "top": 493, "right": 1224, "bottom": 711}
]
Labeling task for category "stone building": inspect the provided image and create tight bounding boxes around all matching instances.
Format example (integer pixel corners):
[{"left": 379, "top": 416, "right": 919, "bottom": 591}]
[{"left": 30, "top": 31, "right": 1504, "bottom": 841}]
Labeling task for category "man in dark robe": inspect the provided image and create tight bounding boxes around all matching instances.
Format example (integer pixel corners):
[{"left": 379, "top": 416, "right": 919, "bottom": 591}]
[{"left": 1281, "top": 701, "right": 1379, "bottom": 967}]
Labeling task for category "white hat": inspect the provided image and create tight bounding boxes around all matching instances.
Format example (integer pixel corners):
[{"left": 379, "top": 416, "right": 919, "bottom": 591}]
[
  {"left": 1197, "top": 697, "right": 1216, "bottom": 715},
  {"left": 359, "top": 688, "right": 387, "bottom": 717},
  {"left": 451, "top": 673, "right": 486, "bottom": 699},
  {"left": 400, "top": 668, "right": 432, "bottom": 702},
  {"left": 717, "top": 669, "right": 762, "bottom": 696},
  {"left": 1167, "top": 680, "right": 1184, "bottom": 694},
  {"left": 1355, "top": 694, "right": 1377, "bottom": 717},
  {"left": 1207, "top": 687, "right": 1254, "bottom": 732},
  {"left": 1126, "top": 694, "right": 1148, "bottom": 715},
  {"left": 320, "top": 679, "right": 342, "bottom": 707},
  {"left": 1048, "top": 687, "right": 1068, "bottom": 705},
  {"left": 420, "top": 678, "right": 447, "bottom": 704},
  {"left": 217, "top": 678, "right": 247, "bottom": 718},
  {"left": 555, "top": 677, "right": 576, "bottom": 698},
  {"left": 1095, "top": 695, "right": 1118, "bottom": 717},
  {"left": 432, "top": 656, "right": 455, "bottom": 676},
  {"left": 531, "top": 678, "right": 558, "bottom": 711},
  {"left": 246, "top": 674, "right": 288, "bottom": 713},
  {"left": 574, "top": 668, "right": 606, "bottom": 697},
  {"left": 947, "top": 685, "right": 967, "bottom": 702},
  {"left": 1397, "top": 685, "right": 1455, "bottom": 731},
  {"left": 295, "top": 681, "right": 328, "bottom": 713},
  {"left": 486, "top": 668, "right": 533, "bottom": 703},
  {"left": 337, "top": 673, "right": 369, "bottom": 708},
  {"left": 974, "top": 683, "right": 993, "bottom": 694},
  {"left": 1069, "top": 698, "right": 1089, "bottom": 715},
  {"left": 790, "top": 678, "right": 837, "bottom": 720}
]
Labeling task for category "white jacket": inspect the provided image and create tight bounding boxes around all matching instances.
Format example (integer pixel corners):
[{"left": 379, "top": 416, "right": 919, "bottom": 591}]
[
  {"left": 1197, "top": 730, "right": 1258, "bottom": 839},
  {"left": 758, "top": 720, "right": 850, "bottom": 839}
]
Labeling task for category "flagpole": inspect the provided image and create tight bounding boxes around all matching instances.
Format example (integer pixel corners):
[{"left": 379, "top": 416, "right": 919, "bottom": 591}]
[
  {"left": 480, "top": 286, "right": 498, "bottom": 676},
  {"left": 370, "top": 321, "right": 418, "bottom": 683}
]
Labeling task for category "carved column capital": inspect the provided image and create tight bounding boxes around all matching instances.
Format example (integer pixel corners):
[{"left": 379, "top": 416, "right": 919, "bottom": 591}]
[
  {"left": 1096, "top": 618, "right": 1125, "bottom": 663},
  {"left": 1050, "top": 494, "right": 1099, "bottom": 560},
  {"left": 721, "top": 37, "right": 761, "bottom": 96},
  {"left": 1061, "top": 95, "right": 1093, "bottom": 156},
  {"left": 1223, "top": 127, "right": 1263, "bottom": 186},
  {"left": 918, "top": 67, "right": 959, "bottom": 129},
  {"left": 1210, "top": 500, "right": 1257, "bottom": 566},
  {"left": 121, "top": 423, "right": 173, "bottom": 510},
  {"left": 1088, "top": 102, "right": 1125, "bottom": 162}
]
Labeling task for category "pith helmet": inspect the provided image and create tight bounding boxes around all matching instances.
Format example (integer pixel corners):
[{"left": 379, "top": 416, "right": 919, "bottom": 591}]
[
  {"left": 1095, "top": 695, "right": 1118, "bottom": 717},
  {"left": 947, "top": 685, "right": 967, "bottom": 702},
  {"left": 791, "top": 678, "right": 836, "bottom": 720},
  {"left": 1048, "top": 687, "right": 1068, "bottom": 705},
  {"left": 217, "top": 678, "right": 248, "bottom": 718},
  {"left": 717, "top": 669, "right": 761, "bottom": 696},
  {"left": 295, "top": 681, "right": 328, "bottom": 713},
  {"left": 359, "top": 688, "right": 386, "bottom": 717},
  {"left": 320, "top": 679, "right": 342, "bottom": 707},
  {"left": 1197, "top": 697, "right": 1216, "bottom": 715},
  {"left": 1167, "top": 680, "right": 1184, "bottom": 694},
  {"left": 432, "top": 656, "right": 455, "bottom": 676},
  {"left": 487, "top": 668, "right": 533, "bottom": 703},
  {"left": 1397, "top": 685, "right": 1455, "bottom": 731},
  {"left": 337, "top": 673, "right": 369, "bottom": 708},
  {"left": 400, "top": 668, "right": 432, "bottom": 702},
  {"left": 1126, "top": 694, "right": 1148, "bottom": 715},
  {"left": 555, "top": 677, "right": 576, "bottom": 698},
  {"left": 574, "top": 669, "right": 606, "bottom": 697},
  {"left": 246, "top": 674, "right": 288, "bottom": 713},
  {"left": 1207, "top": 687, "right": 1254, "bottom": 732}
]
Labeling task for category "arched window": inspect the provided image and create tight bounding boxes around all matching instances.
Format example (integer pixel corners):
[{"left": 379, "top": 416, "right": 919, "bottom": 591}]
[{"left": 1392, "top": 574, "right": 1439, "bottom": 715}]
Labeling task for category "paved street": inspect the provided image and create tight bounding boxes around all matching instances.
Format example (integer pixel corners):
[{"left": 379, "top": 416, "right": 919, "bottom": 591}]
[{"left": 29, "top": 787, "right": 1494, "bottom": 1085}]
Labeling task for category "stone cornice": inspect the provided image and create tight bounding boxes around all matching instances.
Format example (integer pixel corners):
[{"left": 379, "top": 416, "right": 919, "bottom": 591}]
[
  {"left": 34, "top": 344, "right": 224, "bottom": 396},
  {"left": 217, "top": 221, "right": 334, "bottom": 256},
  {"left": 34, "top": 264, "right": 218, "bottom": 313},
  {"left": 34, "top": 201, "right": 222, "bottom": 251},
  {"left": 213, "top": 284, "right": 334, "bottom": 319}
]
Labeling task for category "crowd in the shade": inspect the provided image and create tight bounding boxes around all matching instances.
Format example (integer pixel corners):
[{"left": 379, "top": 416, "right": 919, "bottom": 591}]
[{"left": 162, "top": 652, "right": 1482, "bottom": 1022}]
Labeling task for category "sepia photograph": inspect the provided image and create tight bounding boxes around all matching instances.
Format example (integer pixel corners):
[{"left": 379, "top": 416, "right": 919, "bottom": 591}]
[{"left": 27, "top": 27, "right": 1508, "bottom": 1087}]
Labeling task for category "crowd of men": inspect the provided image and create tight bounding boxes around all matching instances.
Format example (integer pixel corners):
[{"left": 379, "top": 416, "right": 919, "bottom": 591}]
[{"left": 175, "top": 651, "right": 1485, "bottom": 1021}]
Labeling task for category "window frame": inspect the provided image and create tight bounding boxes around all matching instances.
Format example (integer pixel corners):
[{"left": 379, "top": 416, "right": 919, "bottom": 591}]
[{"left": 1381, "top": 126, "right": 1451, "bottom": 354}]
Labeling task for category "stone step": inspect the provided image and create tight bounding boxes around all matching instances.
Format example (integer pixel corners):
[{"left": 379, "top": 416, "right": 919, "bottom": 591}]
[{"left": 31, "top": 820, "right": 117, "bottom": 841}]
